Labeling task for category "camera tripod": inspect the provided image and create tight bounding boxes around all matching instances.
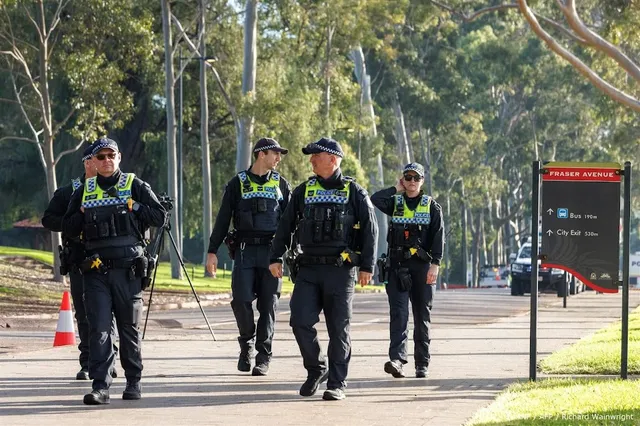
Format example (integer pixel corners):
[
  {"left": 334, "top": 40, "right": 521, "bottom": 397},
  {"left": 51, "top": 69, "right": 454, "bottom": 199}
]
[{"left": 142, "top": 196, "right": 216, "bottom": 341}]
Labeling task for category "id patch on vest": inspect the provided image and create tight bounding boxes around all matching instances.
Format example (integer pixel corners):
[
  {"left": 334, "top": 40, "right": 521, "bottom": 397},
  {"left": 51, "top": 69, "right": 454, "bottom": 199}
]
[
  {"left": 85, "top": 194, "right": 98, "bottom": 200},
  {"left": 307, "top": 190, "right": 315, "bottom": 197}
]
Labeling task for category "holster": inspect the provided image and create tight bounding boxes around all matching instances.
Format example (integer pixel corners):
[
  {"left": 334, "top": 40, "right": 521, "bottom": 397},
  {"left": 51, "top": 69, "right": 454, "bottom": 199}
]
[
  {"left": 376, "top": 254, "right": 389, "bottom": 283},
  {"left": 139, "top": 254, "right": 156, "bottom": 290},
  {"left": 284, "top": 252, "right": 299, "bottom": 283},
  {"left": 396, "top": 267, "right": 412, "bottom": 292},
  {"left": 58, "top": 245, "right": 70, "bottom": 276},
  {"left": 224, "top": 230, "right": 238, "bottom": 260}
]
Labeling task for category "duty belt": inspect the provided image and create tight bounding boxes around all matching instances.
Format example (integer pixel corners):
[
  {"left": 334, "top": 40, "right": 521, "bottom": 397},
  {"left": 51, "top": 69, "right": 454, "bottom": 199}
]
[
  {"left": 238, "top": 236, "right": 273, "bottom": 245},
  {"left": 298, "top": 250, "right": 361, "bottom": 268}
]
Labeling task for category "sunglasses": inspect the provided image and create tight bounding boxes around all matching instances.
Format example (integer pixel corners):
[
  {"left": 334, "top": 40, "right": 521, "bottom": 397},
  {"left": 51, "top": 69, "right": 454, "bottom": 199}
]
[
  {"left": 403, "top": 174, "right": 422, "bottom": 182},
  {"left": 95, "top": 153, "right": 117, "bottom": 161}
]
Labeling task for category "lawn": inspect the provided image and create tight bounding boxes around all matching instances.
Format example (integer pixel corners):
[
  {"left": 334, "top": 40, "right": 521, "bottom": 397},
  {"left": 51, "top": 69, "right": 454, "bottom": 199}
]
[
  {"left": 468, "top": 378, "right": 640, "bottom": 425},
  {"left": 467, "top": 307, "right": 640, "bottom": 425},
  {"left": 0, "top": 245, "right": 382, "bottom": 295}
]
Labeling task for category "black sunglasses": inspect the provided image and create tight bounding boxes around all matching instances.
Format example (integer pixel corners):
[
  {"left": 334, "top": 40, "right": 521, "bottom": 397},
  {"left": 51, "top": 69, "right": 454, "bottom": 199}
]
[
  {"left": 403, "top": 174, "right": 422, "bottom": 182},
  {"left": 95, "top": 153, "right": 117, "bottom": 161}
]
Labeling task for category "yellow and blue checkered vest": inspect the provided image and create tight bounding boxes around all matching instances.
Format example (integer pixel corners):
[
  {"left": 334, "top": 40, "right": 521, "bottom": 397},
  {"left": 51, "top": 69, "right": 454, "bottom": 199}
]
[
  {"left": 298, "top": 177, "right": 355, "bottom": 249},
  {"left": 81, "top": 173, "right": 141, "bottom": 251},
  {"left": 234, "top": 171, "right": 283, "bottom": 233},
  {"left": 388, "top": 194, "right": 431, "bottom": 248}
]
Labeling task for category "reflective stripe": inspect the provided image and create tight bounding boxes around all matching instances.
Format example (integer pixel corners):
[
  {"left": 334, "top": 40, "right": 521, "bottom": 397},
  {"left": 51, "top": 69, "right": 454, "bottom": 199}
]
[
  {"left": 238, "top": 171, "right": 283, "bottom": 201},
  {"left": 304, "top": 178, "right": 351, "bottom": 205},
  {"left": 82, "top": 173, "right": 135, "bottom": 209},
  {"left": 71, "top": 178, "right": 82, "bottom": 191},
  {"left": 391, "top": 194, "right": 431, "bottom": 225}
]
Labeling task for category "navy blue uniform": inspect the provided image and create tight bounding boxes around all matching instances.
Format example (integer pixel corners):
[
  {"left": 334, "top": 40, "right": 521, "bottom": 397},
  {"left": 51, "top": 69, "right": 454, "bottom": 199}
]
[
  {"left": 270, "top": 169, "right": 378, "bottom": 392},
  {"left": 208, "top": 169, "right": 291, "bottom": 368},
  {"left": 371, "top": 187, "right": 443, "bottom": 370}
]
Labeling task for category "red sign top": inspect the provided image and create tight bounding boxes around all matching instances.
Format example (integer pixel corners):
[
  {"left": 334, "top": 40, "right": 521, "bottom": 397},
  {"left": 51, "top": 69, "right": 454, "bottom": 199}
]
[{"left": 542, "top": 166, "right": 621, "bottom": 182}]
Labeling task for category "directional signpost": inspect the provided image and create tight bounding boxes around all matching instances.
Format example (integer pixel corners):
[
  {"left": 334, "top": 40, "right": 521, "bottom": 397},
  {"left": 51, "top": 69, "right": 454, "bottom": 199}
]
[
  {"left": 529, "top": 161, "right": 632, "bottom": 381},
  {"left": 541, "top": 163, "right": 621, "bottom": 292}
]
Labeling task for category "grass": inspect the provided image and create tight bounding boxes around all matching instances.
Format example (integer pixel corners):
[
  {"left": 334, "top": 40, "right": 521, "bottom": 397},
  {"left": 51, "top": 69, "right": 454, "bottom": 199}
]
[
  {"left": 539, "top": 308, "right": 640, "bottom": 375},
  {"left": 467, "top": 307, "right": 640, "bottom": 425},
  {"left": 468, "top": 378, "right": 640, "bottom": 425},
  {"left": 0, "top": 245, "right": 54, "bottom": 265},
  {"left": 0, "top": 245, "right": 381, "bottom": 295}
]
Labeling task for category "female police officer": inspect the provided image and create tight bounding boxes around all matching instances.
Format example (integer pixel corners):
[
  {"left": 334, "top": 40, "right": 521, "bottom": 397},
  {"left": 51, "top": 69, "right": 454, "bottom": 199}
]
[{"left": 371, "top": 163, "right": 444, "bottom": 379}]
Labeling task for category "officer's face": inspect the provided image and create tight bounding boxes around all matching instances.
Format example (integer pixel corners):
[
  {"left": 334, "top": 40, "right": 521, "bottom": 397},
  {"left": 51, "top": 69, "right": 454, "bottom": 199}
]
[
  {"left": 310, "top": 152, "right": 335, "bottom": 176},
  {"left": 262, "top": 150, "right": 282, "bottom": 170},
  {"left": 94, "top": 149, "right": 121, "bottom": 176},
  {"left": 402, "top": 172, "right": 423, "bottom": 192}
]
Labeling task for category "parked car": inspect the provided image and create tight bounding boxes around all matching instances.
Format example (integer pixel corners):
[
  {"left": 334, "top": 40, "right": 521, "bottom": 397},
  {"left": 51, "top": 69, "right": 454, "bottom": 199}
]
[
  {"left": 509, "top": 237, "right": 583, "bottom": 296},
  {"left": 479, "top": 265, "right": 510, "bottom": 288}
]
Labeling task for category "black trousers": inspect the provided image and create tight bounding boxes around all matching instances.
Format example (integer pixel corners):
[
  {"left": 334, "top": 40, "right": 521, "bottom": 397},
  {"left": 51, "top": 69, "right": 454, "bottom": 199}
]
[
  {"left": 386, "top": 258, "right": 434, "bottom": 368},
  {"left": 84, "top": 267, "right": 143, "bottom": 390},
  {"left": 231, "top": 244, "right": 281, "bottom": 364},
  {"left": 289, "top": 264, "right": 356, "bottom": 390},
  {"left": 69, "top": 269, "right": 89, "bottom": 370}
]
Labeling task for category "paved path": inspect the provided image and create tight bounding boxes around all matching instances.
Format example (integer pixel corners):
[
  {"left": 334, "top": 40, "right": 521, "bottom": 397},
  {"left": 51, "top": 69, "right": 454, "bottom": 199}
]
[{"left": 0, "top": 289, "right": 637, "bottom": 425}]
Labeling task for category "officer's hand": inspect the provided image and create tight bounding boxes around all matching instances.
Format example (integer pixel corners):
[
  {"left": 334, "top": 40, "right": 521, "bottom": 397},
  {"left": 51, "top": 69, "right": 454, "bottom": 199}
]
[
  {"left": 358, "top": 271, "right": 373, "bottom": 287},
  {"left": 206, "top": 253, "right": 218, "bottom": 278},
  {"left": 427, "top": 264, "right": 439, "bottom": 285},
  {"left": 269, "top": 263, "right": 283, "bottom": 278},
  {"left": 80, "top": 206, "right": 85, "bottom": 213},
  {"left": 395, "top": 178, "right": 406, "bottom": 193}
]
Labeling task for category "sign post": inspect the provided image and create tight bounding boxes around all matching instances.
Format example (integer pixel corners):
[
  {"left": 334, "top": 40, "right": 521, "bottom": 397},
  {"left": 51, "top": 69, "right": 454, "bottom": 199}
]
[{"left": 534, "top": 161, "right": 631, "bottom": 380}]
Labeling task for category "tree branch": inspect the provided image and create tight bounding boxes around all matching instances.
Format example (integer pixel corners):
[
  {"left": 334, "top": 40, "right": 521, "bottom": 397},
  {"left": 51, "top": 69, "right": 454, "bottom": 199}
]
[
  {"left": 0, "top": 135, "right": 38, "bottom": 143},
  {"left": 517, "top": 0, "right": 640, "bottom": 113},
  {"left": 171, "top": 12, "right": 239, "bottom": 128},
  {"left": 429, "top": 0, "right": 587, "bottom": 44},
  {"left": 0, "top": 96, "right": 40, "bottom": 112},
  {"left": 556, "top": 0, "right": 640, "bottom": 83},
  {"left": 54, "top": 138, "right": 86, "bottom": 164},
  {"left": 46, "top": 0, "right": 71, "bottom": 40},
  {"left": 52, "top": 107, "right": 76, "bottom": 137}
]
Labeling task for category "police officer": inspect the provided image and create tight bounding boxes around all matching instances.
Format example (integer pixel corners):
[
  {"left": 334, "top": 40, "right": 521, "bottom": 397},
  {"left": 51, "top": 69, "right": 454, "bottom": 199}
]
[
  {"left": 269, "top": 137, "right": 378, "bottom": 401},
  {"left": 370, "top": 162, "right": 444, "bottom": 379},
  {"left": 41, "top": 145, "right": 97, "bottom": 380},
  {"left": 206, "top": 138, "right": 291, "bottom": 376},
  {"left": 62, "top": 137, "right": 166, "bottom": 405}
]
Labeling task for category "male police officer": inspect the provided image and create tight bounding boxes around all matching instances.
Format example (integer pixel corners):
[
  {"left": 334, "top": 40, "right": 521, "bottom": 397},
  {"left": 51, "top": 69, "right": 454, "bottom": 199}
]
[
  {"left": 42, "top": 145, "right": 97, "bottom": 380},
  {"left": 371, "top": 162, "right": 444, "bottom": 379},
  {"left": 269, "top": 137, "right": 378, "bottom": 401},
  {"left": 63, "top": 137, "right": 166, "bottom": 405},
  {"left": 206, "top": 137, "right": 291, "bottom": 376}
]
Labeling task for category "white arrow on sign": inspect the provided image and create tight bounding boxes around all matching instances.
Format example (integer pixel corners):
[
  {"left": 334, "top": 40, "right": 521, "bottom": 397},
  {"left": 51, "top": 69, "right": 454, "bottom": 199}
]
[
  {"left": 547, "top": 208, "right": 554, "bottom": 215},
  {"left": 546, "top": 230, "right": 553, "bottom": 236}
]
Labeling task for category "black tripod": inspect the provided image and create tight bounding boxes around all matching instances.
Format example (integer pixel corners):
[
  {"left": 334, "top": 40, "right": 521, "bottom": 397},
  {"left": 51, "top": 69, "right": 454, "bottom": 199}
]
[{"left": 142, "top": 194, "right": 216, "bottom": 341}]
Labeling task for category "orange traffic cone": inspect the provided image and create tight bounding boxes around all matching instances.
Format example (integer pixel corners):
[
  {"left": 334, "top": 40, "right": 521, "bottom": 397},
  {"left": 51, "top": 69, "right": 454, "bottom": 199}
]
[{"left": 53, "top": 291, "right": 76, "bottom": 347}]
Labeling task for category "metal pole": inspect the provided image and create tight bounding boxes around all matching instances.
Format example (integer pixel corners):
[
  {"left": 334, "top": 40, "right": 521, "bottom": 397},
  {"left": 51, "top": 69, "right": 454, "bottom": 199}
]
[
  {"left": 621, "top": 161, "right": 631, "bottom": 379},
  {"left": 563, "top": 271, "right": 568, "bottom": 308},
  {"left": 530, "top": 160, "right": 541, "bottom": 381},
  {"left": 177, "top": 52, "right": 184, "bottom": 257}
]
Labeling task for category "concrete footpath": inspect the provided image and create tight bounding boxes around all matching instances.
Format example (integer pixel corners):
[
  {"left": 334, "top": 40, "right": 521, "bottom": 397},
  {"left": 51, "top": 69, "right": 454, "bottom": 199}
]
[{"left": 0, "top": 290, "right": 638, "bottom": 426}]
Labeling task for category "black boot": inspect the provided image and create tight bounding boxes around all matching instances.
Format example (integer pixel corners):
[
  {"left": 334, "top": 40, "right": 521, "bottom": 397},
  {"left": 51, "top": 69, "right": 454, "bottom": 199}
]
[
  {"left": 122, "top": 380, "right": 141, "bottom": 400},
  {"left": 299, "top": 370, "right": 329, "bottom": 397},
  {"left": 83, "top": 389, "right": 110, "bottom": 405},
  {"left": 252, "top": 362, "right": 269, "bottom": 376},
  {"left": 384, "top": 360, "right": 405, "bottom": 378},
  {"left": 76, "top": 368, "right": 89, "bottom": 380},
  {"left": 237, "top": 352, "right": 252, "bottom": 372}
]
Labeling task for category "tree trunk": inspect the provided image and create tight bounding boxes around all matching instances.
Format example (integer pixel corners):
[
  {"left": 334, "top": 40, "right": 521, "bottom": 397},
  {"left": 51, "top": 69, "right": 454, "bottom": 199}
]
[
  {"left": 161, "top": 0, "right": 183, "bottom": 279},
  {"left": 34, "top": 1, "right": 62, "bottom": 282},
  {"left": 351, "top": 46, "right": 386, "bottom": 258},
  {"left": 236, "top": 0, "right": 258, "bottom": 172},
  {"left": 392, "top": 94, "right": 410, "bottom": 168},
  {"left": 199, "top": 0, "right": 212, "bottom": 268},
  {"left": 444, "top": 191, "right": 451, "bottom": 285},
  {"left": 323, "top": 23, "right": 334, "bottom": 136},
  {"left": 461, "top": 183, "right": 469, "bottom": 287}
]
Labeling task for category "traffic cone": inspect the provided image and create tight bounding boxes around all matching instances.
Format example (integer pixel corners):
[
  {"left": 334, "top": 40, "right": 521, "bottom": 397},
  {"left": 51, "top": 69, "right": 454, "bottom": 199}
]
[{"left": 53, "top": 291, "right": 76, "bottom": 347}]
